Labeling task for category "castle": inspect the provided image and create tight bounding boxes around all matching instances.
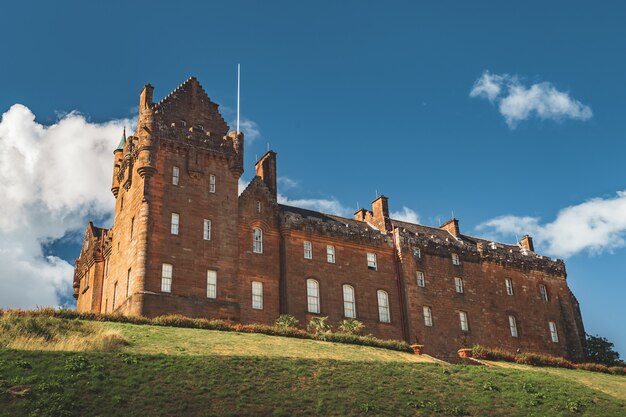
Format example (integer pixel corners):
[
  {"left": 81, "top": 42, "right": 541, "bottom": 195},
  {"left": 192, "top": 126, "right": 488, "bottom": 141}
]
[{"left": 73, "top": 76, "right": 586, "bottom": 361}]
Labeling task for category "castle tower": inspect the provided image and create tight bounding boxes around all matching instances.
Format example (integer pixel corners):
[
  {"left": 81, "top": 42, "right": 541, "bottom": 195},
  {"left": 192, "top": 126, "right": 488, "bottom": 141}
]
[{"left": 100, "top": 77, "right": 243, "bottom": 319}]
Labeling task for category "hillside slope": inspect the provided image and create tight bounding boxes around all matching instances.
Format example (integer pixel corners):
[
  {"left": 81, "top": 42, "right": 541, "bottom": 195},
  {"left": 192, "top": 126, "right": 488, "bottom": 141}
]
[{"left": 1, "top": 319, "right": 625, "bottom": 416}]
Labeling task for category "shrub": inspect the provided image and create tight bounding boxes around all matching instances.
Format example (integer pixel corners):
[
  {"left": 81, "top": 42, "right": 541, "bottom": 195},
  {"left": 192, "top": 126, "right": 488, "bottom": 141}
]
[
  {"left": 338, "top": 319, "right": 365, "bottom": 335},
  {"left": 275, "top": 314, "right": 299, "bottom": 328},
  {"left": 307, "top": 316, "right": 331, "bottom": 336}
]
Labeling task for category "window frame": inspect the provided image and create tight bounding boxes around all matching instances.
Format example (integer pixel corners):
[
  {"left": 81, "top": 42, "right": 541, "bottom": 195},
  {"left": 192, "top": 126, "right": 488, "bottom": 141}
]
[
  {"left": 203, "top": 219, "right": 212, "bottom": 241},
  {"left": 253, "top": 228, "right": 263, "bottom": 254},
  {"left": 377, "top": 290, "right": 390, "bottom": 323},
  {"left": 413, "top": 247, "right": 421, "bottom": 259},
  {"left": 342, "top": 284, "right": 356, "bottom": 318},
  {"left": 549, "top": 321, "right": 559, "bottom": 343},
  {"left": 459, "top": 311, "right": 469, "bottom": 332},
  {"left": 303, "top": 240, "right": 312, "bottom": 259},
  {"left": 209, "top": 174, "right": 216, "bottom": 193},
  {"left": 505, "top": 278, "right": 514, "bottom": 296},
  {"left": 367, "top": 252, "right": 377, "bottom": 270},
  {"left": 326, "top": 245, "right": 335, "bottom": 263},
  {"left": 423, "top": 306, "right": 433, "bottom": 327},
  {"left": 172, "top": 166, "right": 180, "bottom": 185},
  {"left": 539, "top": 284, "right": 549, "bottom": 302},
  {"left": 509, "top": 315, "right": 518, "bottom": 337},
  {"left": 171, "top": 213, "right": 180, "bottom": 235},
  {"left": 454, "top": 277, "right": 464, "bottom": 294},
  {"left": 161, "top": 263, "right": 172, "bottom": 293},
  {"left": 307, "top": 279, "right": 320, "bottom": 314},
  {"left": 416, "top": 271, "right": 425, "bottom": 287},
  {"left": 206, "top": 270, "right": 217, "bottom": 299},
  {"left": 451, "top": 253, "right": 460, "bottom": 265},
  {"left": 252, "top": 281, "right": 263, "bottom": 310}
]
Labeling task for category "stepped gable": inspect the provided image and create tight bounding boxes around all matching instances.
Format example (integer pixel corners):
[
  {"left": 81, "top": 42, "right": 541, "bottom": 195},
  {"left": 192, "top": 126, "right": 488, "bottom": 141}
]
[
  {"left": 280, "top": 204, "right": 391, "bottom": 245},
  {"left": 152, "top": 76, "right": 230, "bottom": 139}
]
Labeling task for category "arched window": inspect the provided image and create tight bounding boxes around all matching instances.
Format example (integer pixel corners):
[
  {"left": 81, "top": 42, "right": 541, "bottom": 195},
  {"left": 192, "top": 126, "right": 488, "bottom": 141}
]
[
  {"left": 307, "top": 279, "right": 320, "bottom": 313},
  {"left": 377, "top": 290, "right": 390, "bottom": 323},
  {"left": 342, "top": 285, "right": 356, "bottom": 318},
  {"left": 253, "top": 228, "right": 263, "bottom": 253}
]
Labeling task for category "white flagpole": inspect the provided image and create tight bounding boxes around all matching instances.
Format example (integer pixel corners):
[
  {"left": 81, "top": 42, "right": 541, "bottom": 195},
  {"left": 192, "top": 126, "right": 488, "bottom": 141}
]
[{"left": 237, "top": 64, "right": 241, "bottom": 135}]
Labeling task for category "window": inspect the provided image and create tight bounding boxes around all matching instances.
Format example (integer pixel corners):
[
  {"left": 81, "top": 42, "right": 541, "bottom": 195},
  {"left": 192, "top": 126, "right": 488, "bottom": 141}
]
[
  {"left": 209, "top": 174, "right": 216, "bottom": 193},
  {"left": 161, "top": 263, "right": 172, "bottom": 292},
  {"left": 454, "top": 277, "right": 464, "bottom": 293},
  {"left": 126, "top": 268, "right": 132, "bottom": 297},
  {"left": 377, "top": 290, "right": 390, "bottom": 323},
  {"left": 171, "top": 213, "right": 179, "bottom": 235},
  {"left": 203, "top": 219, "right": 211, "bottom": 240},
  {"left": 413, "top": 247, "right": 421, "bottom": 259},
  {"left": 326, "top": 245, "right": 335, "bottom": 263},
  {"left": 252, "top": 281, "right": 263, "bottom": 309},
  {"left": 113, "top": 281, "right": 118, "bottom": 309},
  {"left": 307, "top": 279, "right": 320, "bottom": 313},
  {"left": 509, "top": 315, "right": 518, "bottom": 337},
  {"left": 105, "top": 259, "right": 110, "bottom": 277},
  {"left": 459, "top": 311, "right": 469, "bottom": 331},
  {"left": 549, "top": 321, "right": 559, "bottom": 343},
  {"left": 130, "top": 217, "right": 135, "bottom": 240},
  {"left": 206, "top": 270, "right": 217, "bottom": 299},
  {"left": 539, "top": 284, "right": 549, "bottom": 302},
  {"left": 120, "top": 195, "right": 124, "bottom": 210},
  {"left": 416, "top": 271, "right": 425, "bottom": 287},
  {"left": 367, "top": 253, "right": 377, "bottom": 270},
  {"left": 451, "top": 253, "right": 460, "bottom": 265},
  {"left": 505, "top": 278, "right": 514, "bottom": 296},
  {"left": 303, "top": 241, "right": 312, "bottom": 259},
  {"left": 172, "top": 166, "right": 179, "bottom": 185},
  {"left": 343, "top": 285, "right": 356, "bottom": 318},
  {"left": 256, "top": 201, "right": 262, "bottom": 213},
  {"left": 423, "top": 306, "right": 433, "bottom": 327},
  {"left": 253, "top": 228, "right": 263, "bottom": 253}
]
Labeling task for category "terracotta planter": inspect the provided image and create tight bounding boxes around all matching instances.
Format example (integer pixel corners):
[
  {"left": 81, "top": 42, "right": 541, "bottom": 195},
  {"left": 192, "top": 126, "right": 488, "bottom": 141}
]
[
  {"left": 458, "top": 348, "right": 473, "bottom": 358},
  {"left": 411, "top": 344, "right": 424, "bottom": 355}
]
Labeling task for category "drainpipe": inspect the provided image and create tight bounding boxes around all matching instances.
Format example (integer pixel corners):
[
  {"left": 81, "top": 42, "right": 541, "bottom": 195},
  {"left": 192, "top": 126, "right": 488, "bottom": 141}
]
[{"left": 391, "top": 224, "right": 410, "bottom": 343}]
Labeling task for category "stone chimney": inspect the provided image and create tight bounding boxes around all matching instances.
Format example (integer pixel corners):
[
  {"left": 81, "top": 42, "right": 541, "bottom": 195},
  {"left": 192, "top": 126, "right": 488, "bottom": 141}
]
[
  {"left": 255, "top": 151, "right": 277, "bottom": 199},
  {"left": 440, "top": 218, "right": 460, "bottom": 238},
  {"left": 519, "top": 235, "right": 534, "bottom": 252},
  {"left": 354, "top": 208, "right": 368, "bottom": 222},
  {"left": 140, "top": 84, "right": 154, "bottom": 110},
  {"left": 371, "top": 195, "right": 391, "bottom": 232}
]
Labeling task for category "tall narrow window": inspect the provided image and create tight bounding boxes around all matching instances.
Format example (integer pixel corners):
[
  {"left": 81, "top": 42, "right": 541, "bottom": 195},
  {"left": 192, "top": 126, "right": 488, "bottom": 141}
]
[
  {"left": 413, "top": 247, "right": 421, "bottom": 259},
  {"left": 161, "top": 263, "right": 172, "bottom": 293},
  {"left": 307, "top": 279, "right": 320, "bottom": 313},
  {"left": 252, "top": 281, "right": 263, "bottom": 309},
  {"left": 459, "top": 311, "right": 469, "bottom": 331},
  {"left": 326, "top": 245, "right": 335, "bottom": 263},
  {"left": 203, "top": 219, "right": 211, "bottom": 240},
  {"left": 416, "top": 271, "right": 425, "bottom": 287},
  {"left": 454, "top": 277, "right": 464, "bottom": 293},
  {"left": 171, "top": 213, "right": 179, "bottom": 235},
  {"left": 423, "top": 306, "right": 433, "bottom": 327},
  {"left": 509, "top": 315, "right": 518, "bottom": 337},
  {"left": 206, "top": 270, "right": 217, "bottom": 299},
  {"left": 303, "top": 241, "right": 312, "bottom": 259},
  {"left": 209, "top": 174, "right": 216, "bottom": 193},
  {"left": 126, "top": 268, "right": 132, "bottom": 297},
  {"left": 505, "top": 278, "right": 514, "bottom": 296},
  {"left": 451, "top": 253, "right": 460, "bottom": 265},
  {"left": 130, "top": 217, "right": 135, "bottom": 240},
  {"left": 549, "top": 321, "right": 559, "bottom": 342},
  {"left": 256, "top": 201, "right": 262, "bottom": 213},
  {"left": 253, "top": 228, "right": 263, "bottom": 253},
  {"left": 377, "top": 290, "right": 390, "bottom": 323},
  {"left": 342, "top": 285, "right": 356, "bottom": 318},
  {"left": 113, "top": 281, "right": 118, "bottom": 309},
  {"left": 367, "top": 253, "right": 377, "bottom": 270},
  {"left": 539, "top": 284, "right": 549, "bottom": 302},
  {"left": 172, "top": 166, "right": 179, "bottom": 185}
]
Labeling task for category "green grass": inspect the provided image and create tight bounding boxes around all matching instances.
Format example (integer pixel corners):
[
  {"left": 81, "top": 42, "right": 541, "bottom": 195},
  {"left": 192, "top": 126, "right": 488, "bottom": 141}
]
[{"left": 1, "top": 318, "right": 625, "bottom": 416}]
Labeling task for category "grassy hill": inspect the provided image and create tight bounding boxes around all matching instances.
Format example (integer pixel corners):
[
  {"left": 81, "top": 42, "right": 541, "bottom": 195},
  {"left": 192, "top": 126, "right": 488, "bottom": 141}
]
[{"left": 1, "top": 316, "right": 625, "bottom": 416}]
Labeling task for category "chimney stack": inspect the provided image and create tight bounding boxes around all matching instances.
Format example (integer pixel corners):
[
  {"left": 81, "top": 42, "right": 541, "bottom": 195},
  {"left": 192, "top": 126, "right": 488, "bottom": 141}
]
[
  {"left": 440, "top": 218, "right": 460, "bottom": 238},
  {"left": 371, "top": 195, "right": 391, "bottom": 232},
  {"left": 140, "top": 84, "right": 154, "bottom": 110},
  {"left": 519, "top": 235, "right": 534, "bottom": 252},
  {"left": 255, "top": 151, "right": 277, "bottom": 199}
]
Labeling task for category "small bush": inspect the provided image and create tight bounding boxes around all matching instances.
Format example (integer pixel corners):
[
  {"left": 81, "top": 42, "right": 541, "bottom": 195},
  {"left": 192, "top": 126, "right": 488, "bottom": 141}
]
[
  {"left": 338, "top": 319, "right": 365, "bottom": 335},
  {"left": 275, "top": 314, "right": 299, "bottom": 328},
  {"left": 307, "top": 316, "right": 331, "bottom": 336}
]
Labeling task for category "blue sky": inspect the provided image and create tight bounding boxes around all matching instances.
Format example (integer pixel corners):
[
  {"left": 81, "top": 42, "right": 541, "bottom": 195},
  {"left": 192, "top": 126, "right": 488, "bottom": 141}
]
[{"left": 0, "top": 1, "right": 624, "bottom": 356}]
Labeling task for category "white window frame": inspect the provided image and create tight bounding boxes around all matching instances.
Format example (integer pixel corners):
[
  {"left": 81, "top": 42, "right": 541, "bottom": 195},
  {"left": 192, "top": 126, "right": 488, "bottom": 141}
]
[
  {"left": 509, "top": 315, "right": 518, "bottom": 337},
  {"left": 505, "top": 278, "right": 514, "bottom": 296},
  {"left": 451, "top": 253, "right": 460, "bottom": 265},
  {"left": 416, "top": 271, "right": 425, "bottom": 287},
  {"left": 171, "top": 213, "right": 179, "bottom": 235},
  {"left": 206, "top": 270, "right": 217, "bottom": 299},
  {"left": 342, "top": 284, "right": 356, "bottom": 318},
  {"left": 203, "top": 219, "right": 211, "bottom": 241},
  {"left": 413, "top": 247, "right": 421, "bottom": 259},
  {"left": 377, "top": 290, "right": 390, "bottom": 323},
  {"left": 549, "top": 321, "right": 559, "bottom": 343},
  {"left": 256, "top": 201, "right": 261, "bottom": 213},
  {"left": 423, "top": 306, "right": 433, "bottom": 327},
  {"left": 367, "top": 253, "right": 377, "bottom": 270},
  {"left": 161, "top": 263, "right": 172, "bottom": 293},
  {"left": 326, "top": 245, "right": 335, "bottom": 263},
  {"left": 307, "top": 279, "right": 320, "bottom": 313},
  {"left": 459, "top": 311, "right": 469, "bottom": 331},
  {"left": 209, "top": 174, "right": 216, "bottom": 193},
  {"left": 253, "top": 228, "right": 263, "bottom": 253},
  {"left": 252, "top": 281, "right": 263, "bottom": 309},
  {"left": 303, "top": 241, "right": 312, "bottom": 259},
  {"left": 454, "top": 277, "right": 464, "bottom": 293},
  {"left": 172, "top": 166, "right": 179, "bottom": 185},
  {"left": 539, "top": 284, "right": 549, "bottom": 302}
]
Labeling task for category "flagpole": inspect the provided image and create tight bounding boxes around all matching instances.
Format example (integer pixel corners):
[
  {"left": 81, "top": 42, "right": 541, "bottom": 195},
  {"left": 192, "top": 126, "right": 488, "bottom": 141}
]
[{"left": 237, "top": 64, "right": 240, "bottom": 135}]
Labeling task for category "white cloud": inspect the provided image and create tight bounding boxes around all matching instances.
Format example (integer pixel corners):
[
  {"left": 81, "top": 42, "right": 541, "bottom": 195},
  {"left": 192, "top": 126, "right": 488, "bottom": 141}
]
[
  {"left": 277, "top": 193, "right": 352, "bottom": 217},
  {"left": 391, "top": 206, "right": 420, "bottom": 224},
  {"left": 477, "top": 191, "right": 626, "bottom": 258},
  {"left": 0, "top": 104, "right": 133, "bottom": 309},
  {"left": 229, "top": 117, "right": 260, "bottom": 143},
  {"left": 278, "top": 176, "right": 299, "bottom": 190},
  {"left": 470, "top": 71, "right": 592, "bottom": 128}
]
